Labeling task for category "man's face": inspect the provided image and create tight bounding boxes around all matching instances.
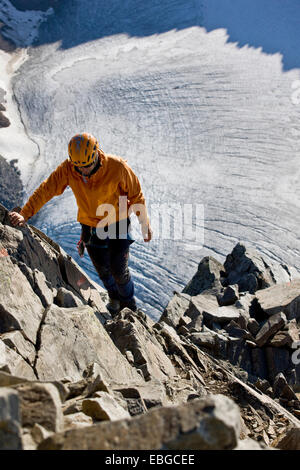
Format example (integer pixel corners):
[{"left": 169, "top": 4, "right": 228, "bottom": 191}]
[{"left": 76, "top": 152, "right": 98, "bottom": 176}]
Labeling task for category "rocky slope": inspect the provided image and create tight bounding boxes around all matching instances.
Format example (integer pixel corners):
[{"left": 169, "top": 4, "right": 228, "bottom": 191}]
[{"left": 0, "top": 201, "right": 300, "bottom": 450}]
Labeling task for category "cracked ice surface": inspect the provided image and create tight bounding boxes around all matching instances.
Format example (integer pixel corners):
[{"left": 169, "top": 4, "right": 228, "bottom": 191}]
[{"left": 2, "top": 0, "right": 300, "bottom": 319}]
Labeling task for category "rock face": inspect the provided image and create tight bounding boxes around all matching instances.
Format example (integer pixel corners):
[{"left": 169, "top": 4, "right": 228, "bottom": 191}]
[
  {"left": 0, "top": 202, "right": 299, "bottom": 450},
  {"left": 0, "top": 156, "right": 23, "bottom": 208},
  {"left": 38, "top": 394, "right": 241, "bottom": 450}
]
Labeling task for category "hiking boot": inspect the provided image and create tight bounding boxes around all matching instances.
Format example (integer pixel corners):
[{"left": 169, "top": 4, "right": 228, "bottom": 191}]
[
  {"left": 119, "top": 298, "right": 137, "bottom": 312},
  {"left": 106, "top": 297, "right": 121, "bottom": 316}
]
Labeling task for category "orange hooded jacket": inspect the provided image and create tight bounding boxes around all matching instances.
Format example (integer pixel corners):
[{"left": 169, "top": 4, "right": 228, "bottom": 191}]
[{"left": 20, "top": 151, "right": 149, "bottom": 229}]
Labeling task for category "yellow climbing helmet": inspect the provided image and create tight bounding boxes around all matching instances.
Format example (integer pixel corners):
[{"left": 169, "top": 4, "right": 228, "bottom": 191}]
[{"left": 68, "top": 133, "right": 99, "bottom": 167}]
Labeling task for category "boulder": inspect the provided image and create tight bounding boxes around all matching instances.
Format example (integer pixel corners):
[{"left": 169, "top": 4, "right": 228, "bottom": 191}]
[
  {"left": 0, "top": 387, "right": 22, "bottom": 450},
  {"left": 273, "top": 373, "right": 299, "bottom": 401},
  {"left": 0, "top": 339, "right": 36, "bottom": 380},
  {"left": 255, "top": 280, "right": 300, "bottom": 320},
  {"left": 184, "top": 293, "right": 241, "bottom": 328},
  {"left": 227, "top": 338, "right": 252, "bottom": 374},
  {"left": 218, "top": 285, "right": 239, "bottom": 306},
  {"left": 0, "top": 222, "right": 63, "bottom": 290},
  {"left": 224, "top": 320, "right": 252, "bottom": 340},
  {"left": 189, "top": 330, "right": 228, "bottom": 358},
  {"left": 223, "top": 243, "right": 296, "bottom": 293},
  {"left": 31, "top": 423, "right": 53, "bottom": 445},
  {"left": 159, "top": 292, "right": 191, "bottom": 329},
  {"left": 235, "top": 293, "right": 255, "bottom": 313},
  {"left": 247, "top": 318, "right": 260, "bottom": 336},
  {"left": 82, "top": 392, "right": 130, "bottom": 421},
  {"left": 182, "top": 256, "right": 224, "bottom": 296},
  {"left": 14, "top": 382, "right": 64, "bottom": 433},
  {"left": 0, "top": 256, "right": 44, "bottom": 343},
  {"left": 57, "top": 249, "right": 93, "bottom": 302},
  {"left": 106, "top": 309, "right": 177, "bottom": 382},
  {"left": 38, "top": 394, "right": 241, "bottom": 450},
  {"left": 1, "top": 331, "right": 36, "bottom": 366},
  {"left": 203, "top": 305, "right": 241, "bottom": 327},
  {"left": 32, "top": 269, "right": 55, "bottom": 307},
  {"left": 54, "top": 287, "right": 83, "bottom": 308},
  {"left": 255, "top": 312, "right": 287, "bottom": 347},
  {"left": 35, "top": 304, "right": 143, "bottom": 384},
  {"left": 64, "top": 412, "right": 93, "bottom": 431}
]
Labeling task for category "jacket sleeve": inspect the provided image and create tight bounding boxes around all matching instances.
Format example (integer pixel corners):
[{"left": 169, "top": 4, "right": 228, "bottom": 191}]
[
  {"left": 20, "top": 160, "right": 69, "bottom": 221},
  {"left": 120, "top": 160, "right": 150, "bottom": 226}
]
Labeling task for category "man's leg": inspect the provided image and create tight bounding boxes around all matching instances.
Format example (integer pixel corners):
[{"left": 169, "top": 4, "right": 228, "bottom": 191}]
[
  {"left": 108, "top": 239, "right": 137, "bottom": 311},
  {"left": 86, "top": 242, "right": 119, "bottom": 301}
]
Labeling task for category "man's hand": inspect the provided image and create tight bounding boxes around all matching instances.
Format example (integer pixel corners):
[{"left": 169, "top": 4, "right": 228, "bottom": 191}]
[
  {"left": 143, "top": 224, "right": 153, "bottom": 243},
  {"left": 8, "top": 211, "right": 25, "bottom": 227}
]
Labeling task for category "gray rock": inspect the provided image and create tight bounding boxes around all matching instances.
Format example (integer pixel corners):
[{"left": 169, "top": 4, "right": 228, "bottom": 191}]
[
  {"left": 0, "top": 339, "right": 36, "bottom": 380},
  {"left": 269, "top": 327, "right": 298, "bottom": 348},
  {"left": 218, "top": 284, "right": 239, "bottom": 306},
  {"left": 203, "top": 305, "right": 241, "bottom": 327},
  {"left": 159, "top": 292, "right": 191, "bottom": 329},
  {"left": 0, "top": 256, "right": 44, "bottom": 343},
  {"left": 228, "top": 373, "right": 300, "bottom": 429},
  {"left": 225, "top": 320, "right": 252, "bottom": 340},
  {"left": 184, "top": 293, "right": 241, "bottom": 329},
  {"left": 14, "top": 382, "right": 64, "bottom": 433},
  {"left": 273, "top": 373, "right": 298, "bottom": 401},
  {"left": 265, "top": 348, "right": 291, "bottom": 383},
  {"left": 54, "top": 286, "right": 83, "bottom": 308},
  {"left": 82, "top": 392, "right": 130, "bottom": 421},
  {"left": 125, "top": 398, "right": 147, "bottom": 416},
  {"left": 39, "top": 394, "right": 241, "bottom": 450},
  {"left": 35, "top": 304, "right": 143, "bottom": 384},
  {"left": 255, "top": 280, "right": 300, "bottom": 320},
  {"left": 57, "top": 248, "right": 94, "bottom": 302},
  {"left": 190, "top": 330, "right": 228, "bottom": 358},
  {"left": 31, "top": 423, "right": 53, "bottom": 445},
  {"left": 247, "top": 318, "right": 260, "bottom": 336},
  {"left": 224, "top": 243, "right": 294, "bottom": 293},
  {"left": 1, "top": 222, "right": 63, "bottom": 291},
  {"left": 1, "top": 331, "right": 36, "bottom": 366},
  {"left": 0, "top": 387, "right": 22, "bottom": 450},
  {"left": 255, "top": 312, "right": 287, "bottom": 347},
  {"left": 234, "top": 293, "right": 255, "bottom": 316},
  {"left": 182, "top": 256, "right": 224, "bottom": 296},
  {"left": 32, "top": 269, "right": 54, "bottom": 307},
  {"left": 106, "top": 309, "right": 177, "bottom": 383},
  {"left": 63, "top": 412, "right": 93, "bottom": 431},
  {"left": 227, "top": 338, "right": 252, "bottom": 374}
]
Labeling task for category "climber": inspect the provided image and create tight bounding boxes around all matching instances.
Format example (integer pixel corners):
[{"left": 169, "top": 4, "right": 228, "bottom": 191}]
[{"left": 8, "top": 133, "right": 152, "bottom": 314}]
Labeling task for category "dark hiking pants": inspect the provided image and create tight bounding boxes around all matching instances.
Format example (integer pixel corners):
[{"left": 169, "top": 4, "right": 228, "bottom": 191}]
[{"left": 86, "top": 236, "right": 135, "bottom": 304}]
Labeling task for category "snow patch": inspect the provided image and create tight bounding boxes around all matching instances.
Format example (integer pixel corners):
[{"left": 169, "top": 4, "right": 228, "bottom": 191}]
[{"left": 0, "top": 48, "right": 37, "bottom": 181}]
